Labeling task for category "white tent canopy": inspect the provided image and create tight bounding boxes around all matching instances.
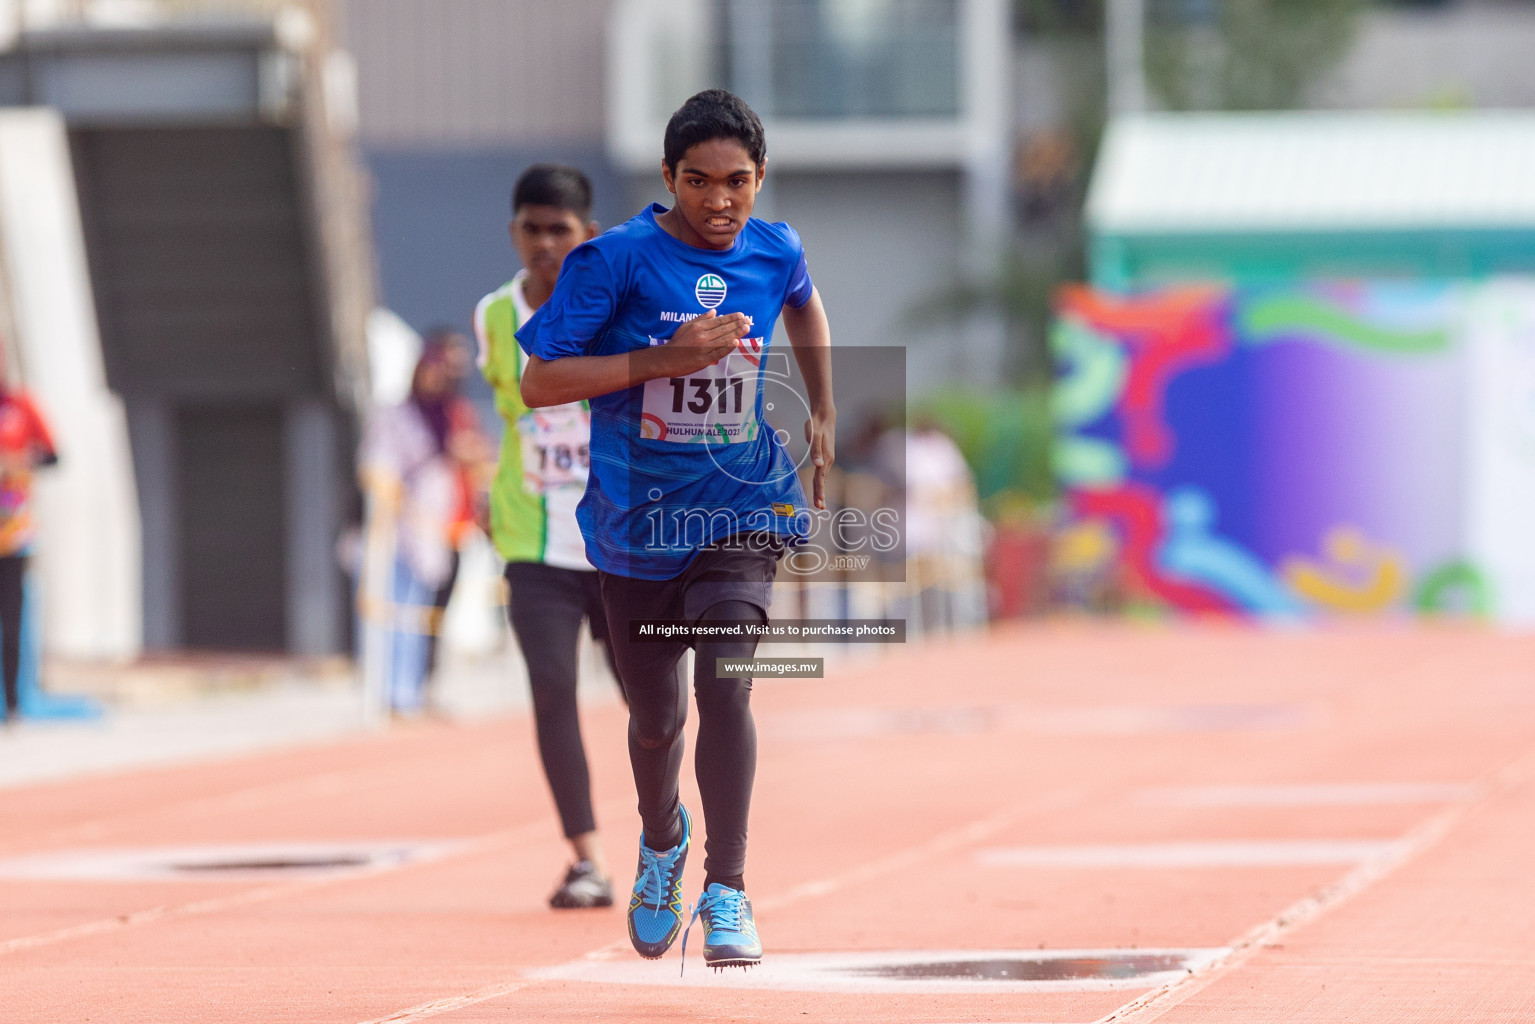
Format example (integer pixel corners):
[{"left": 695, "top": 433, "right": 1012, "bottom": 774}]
[{"left": 1088, "top": 112, "right": 1535, "bottom": 235}]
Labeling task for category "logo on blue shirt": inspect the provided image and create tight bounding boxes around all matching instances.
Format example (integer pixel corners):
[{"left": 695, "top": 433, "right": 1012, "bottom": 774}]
[{"left": 695, "top": 273, "right": 727, "bottom": 309}]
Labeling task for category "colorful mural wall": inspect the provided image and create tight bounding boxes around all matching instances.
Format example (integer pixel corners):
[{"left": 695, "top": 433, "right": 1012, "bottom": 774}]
[{"left": 1052, "top": 280, "right": 1535, "bottom": 621}]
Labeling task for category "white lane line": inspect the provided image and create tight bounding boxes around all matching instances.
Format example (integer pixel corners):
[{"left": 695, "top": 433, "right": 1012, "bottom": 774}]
[
  {"left": 0, "top": 840, "right": 462, "bottom": 882},
  {"left": 761, "top": 703, "right": 1313, "bottom": 741},
  {"left": 1093, "top": 745, "right": 1535, "bottom": 1023},
  {"left": 356, "top": 788, "right": 1093, "bottom": 1021},
  {"left": 759, "top": 791, "right": 1087, "bottom": 912},
  {"left": 1134, "top": 783, "right": 1473, "bottom": 807},
  {"left": 0, "top": 749, "right": 449, "bottom": 858},
  {"left": 570, "top": 786, "right": 1091, "bottom": 968},
  {"left": 355, "top": 982, "right": 528, "bottom": 1024},
  {"left": 0, "top": 797, "right": 627, "bottom": 959},
  {"left": 531, "top": 947, "right": 1229, "bottom": 994},
  {"left": 977, "top": 839, "right": 1406, "bottom": 869},
  {"left": 0, "top": 873, "right": 343, "bottom": 957},
  {"left": 0, "top": 837, "right": 484, "bottom": 956}
]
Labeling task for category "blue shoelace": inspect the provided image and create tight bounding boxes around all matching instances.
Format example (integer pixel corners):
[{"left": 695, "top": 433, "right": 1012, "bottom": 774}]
[
  {"left": 634, "top": 844, "right": 677, "bottom": 907},
  {"left": 680, "top": 887, "right": 748, "bottom": 975}
]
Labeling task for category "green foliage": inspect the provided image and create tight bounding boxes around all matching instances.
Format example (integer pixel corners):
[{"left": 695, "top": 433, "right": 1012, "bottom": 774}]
[
  {"left": 1146, "top": 0, "right": 1363, "bottom": 110},
  {"left": 916, "top": 387, "right": 1058, "bottom": 511}
]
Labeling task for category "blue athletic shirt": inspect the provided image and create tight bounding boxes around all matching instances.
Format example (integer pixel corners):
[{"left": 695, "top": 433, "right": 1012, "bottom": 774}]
[{"left": 517, "top": 202, "right": 815, "bottom": 579}]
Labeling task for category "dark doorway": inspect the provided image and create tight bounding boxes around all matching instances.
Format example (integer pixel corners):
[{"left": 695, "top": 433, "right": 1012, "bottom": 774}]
[{"left": 177, "top": 405, "right": 287, "bottom": 651}]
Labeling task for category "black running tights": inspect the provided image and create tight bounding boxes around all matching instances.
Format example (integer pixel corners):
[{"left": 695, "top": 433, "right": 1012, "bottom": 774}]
[
  {"left": 610, "top": 599, "right": 761, "bottom": 888},
  {"left": 0, "top": 555, "right": 21, "bottom": 717},
  {"left": 505, "top": 561, "right": 621, "bottom": 839}
]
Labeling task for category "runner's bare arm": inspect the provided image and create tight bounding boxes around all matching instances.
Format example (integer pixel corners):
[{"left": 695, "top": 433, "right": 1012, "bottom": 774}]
[
  {"left": 521, "top": 311, "right": 750, "bottom": 407},
  {"left": 782, "top": 286, "right": 836, "bottom": 510}
]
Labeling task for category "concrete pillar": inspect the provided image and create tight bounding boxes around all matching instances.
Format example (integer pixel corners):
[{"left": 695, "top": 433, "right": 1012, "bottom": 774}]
[
  {"left": 126, "top": 399, "right": 179, "bottom": 650},
  {"left": 285, "top": 396, "right": 343, "bottom": 655},
  {"left": 0, "top": 107, "right": 141, "bottom": 661}
]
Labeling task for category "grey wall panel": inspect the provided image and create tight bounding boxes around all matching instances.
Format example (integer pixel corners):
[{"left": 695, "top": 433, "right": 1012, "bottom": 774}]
[
  {"left": 71, "top": 125, "right": 325, "bottom": 399},
  {"left": 127, "top": 399, "right": 181, "bottom": 651},
  {"left": 339, "top": 0, "right": 611, "bottom": 146},
  {"left": 284, "top": 398, "right": 344, "bottom": 657},
  {"left": 0, "top": 61, "right": 26, "bottom": 105},
  {"left": 767, "top": 169, "right": 964, "bottom": 389},
  {"left": 363, "top": 143, "right": 625, "bottom": 335},
  {"left": 177, "top": 403, "right": 288, "bottom": 651}
]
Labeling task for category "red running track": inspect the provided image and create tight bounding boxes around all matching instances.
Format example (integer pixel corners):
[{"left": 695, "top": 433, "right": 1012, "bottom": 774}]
[{"left": 3, "top": 623, "right": 1535, "bottom": 1023}]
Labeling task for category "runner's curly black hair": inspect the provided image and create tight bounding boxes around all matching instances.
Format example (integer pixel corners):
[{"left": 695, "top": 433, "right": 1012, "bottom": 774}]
[{"left": 663, "top": 89, "right": 766, "bottom": 172}]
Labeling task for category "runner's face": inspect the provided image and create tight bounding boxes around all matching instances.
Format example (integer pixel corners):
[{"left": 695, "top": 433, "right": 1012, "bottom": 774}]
[
  {"left": 511, "top": 205, "right": 590, "bottom": 291},
  {"left": 662, "top": 139, "right": 763, "bottom": 250}
]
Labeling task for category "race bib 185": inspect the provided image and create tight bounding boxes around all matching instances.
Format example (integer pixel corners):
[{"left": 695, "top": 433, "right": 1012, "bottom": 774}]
[
  {"left": 640, "top": 338, "right": 763, "bottom": 444},
  {"left": 517, "top": 405, "right": 591, "bottom": 494}
]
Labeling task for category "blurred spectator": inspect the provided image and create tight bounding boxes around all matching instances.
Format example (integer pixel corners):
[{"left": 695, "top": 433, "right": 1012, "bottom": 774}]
[
  {"left": 0, "top": 366, "right": 58, "bottom": 724},
  {"left": 878, "top": 418, "right": 988, "bottom": 633},
  {"left": 358, "top": 336, "right": 485, "bottom": 716},
  {"left": 417, "top": 327, "right": 491, "bottom": 687},
  {"left": 1014, "top": 128, "right": 1080, "bottom": 225}
]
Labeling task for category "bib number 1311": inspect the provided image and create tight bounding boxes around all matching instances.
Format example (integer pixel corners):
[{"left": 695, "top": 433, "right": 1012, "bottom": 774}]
[
  {"left": 668, "top": 375, "right": 747, "bottom": 417},
  {"left": 639, "top": 339, "right": 762, "bottom": 444}
]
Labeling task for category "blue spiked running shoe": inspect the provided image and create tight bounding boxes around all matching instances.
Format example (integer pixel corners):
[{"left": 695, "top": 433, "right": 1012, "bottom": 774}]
[
  {"left": 683, "top": 883, "right": 762, "bottom": 971},
  {"left": 627, "top": 805, "right": 692, "bottom": 958}
]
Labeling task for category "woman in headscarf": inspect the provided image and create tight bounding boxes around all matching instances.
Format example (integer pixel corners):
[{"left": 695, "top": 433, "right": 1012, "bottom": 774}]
[{"left": 358, "top": 336, "right": 484, "bottom": 716}]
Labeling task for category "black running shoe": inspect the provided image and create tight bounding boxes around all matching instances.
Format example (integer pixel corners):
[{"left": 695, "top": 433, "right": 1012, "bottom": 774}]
[{"left": 549, "top": 860, "right": 614, "bottom": 909}]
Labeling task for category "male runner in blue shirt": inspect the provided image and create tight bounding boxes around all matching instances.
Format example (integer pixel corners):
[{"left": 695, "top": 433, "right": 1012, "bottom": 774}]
[{"left": 518, "top": 89, "right": 835, "bottom": 970}]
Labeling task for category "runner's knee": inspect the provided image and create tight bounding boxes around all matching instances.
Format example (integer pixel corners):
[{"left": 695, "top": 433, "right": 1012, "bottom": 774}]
[{"left": 627, "top": 662, "right": 688, "bottom": 749}]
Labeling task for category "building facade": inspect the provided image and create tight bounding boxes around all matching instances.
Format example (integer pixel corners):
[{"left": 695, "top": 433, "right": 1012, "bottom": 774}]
[
  {"left": 0, "top": 4, "right": 371, "bottom": 656},
  {"left": 340, "top": 0, "right": 1013, "bottom": 390}
]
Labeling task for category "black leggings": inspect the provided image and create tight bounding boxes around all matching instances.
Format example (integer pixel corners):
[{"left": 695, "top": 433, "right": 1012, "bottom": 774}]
[
  {"left": 424, "top": 551, "right": 460, "bottom": 683},
  {"left": 505, "top": 561, "right": 622, "bottom": 839},
  {"left": 607, "top": 599, "right": 762, "bottom": 889},
  {"left": 0, "top": 555, "right": 22, "bottom": 717}
]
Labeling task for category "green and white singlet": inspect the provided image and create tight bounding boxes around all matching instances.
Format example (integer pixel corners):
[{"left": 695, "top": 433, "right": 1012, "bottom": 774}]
[{"left": 474, "top": 272, "right": 593, "bottom": 570}]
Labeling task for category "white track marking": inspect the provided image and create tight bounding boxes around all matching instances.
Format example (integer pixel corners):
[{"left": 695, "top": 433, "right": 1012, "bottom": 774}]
[
  {"left": 977, "top": 839, "right": 1406, "bottom": 868},
  {"left": 761, "top": 703, "right": 1312, "bottom": 741},
  {"left": 1093, "top": 746, "right": 1535, "bottom": 1023},
  {"left": 358, "top": 789, "right": 1092, "bottom": 1020},
  {"left": 757, "top": 791, "right": 1086, "bottom": 912},
  {"left": 0, "top": 756, "right": 432, "bottom": 858},
  {"left": 0, "top": 873, "right": 345, "bottom": 956},
  {"left": 532, "top": 947, "right": 1228, "bottom": 994},
  {"left": 355, "top": 982, "right": 529, "bottom": 1024},
  {"left": 1134, "top": 783, "right": 1473, "bottom": 807},
  {"left": 0, "top": 840, "right": 462, "bottom": 882},
  {"left": 0, "top": 798, "right": 629, "bottom": 959},
  {"left": 570, "top": 787, "right": 1090, "bottom": 967}
]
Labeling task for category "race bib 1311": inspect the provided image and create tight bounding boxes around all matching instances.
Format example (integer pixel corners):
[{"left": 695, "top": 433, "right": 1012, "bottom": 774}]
[{"left": 639, "top": 338, "right": 763, "bottom": 444}]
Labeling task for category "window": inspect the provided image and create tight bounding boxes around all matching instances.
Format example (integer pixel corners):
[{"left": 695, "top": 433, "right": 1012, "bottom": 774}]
[{"left": 720, "top": 0, "right": 961, "bottom": 118}]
